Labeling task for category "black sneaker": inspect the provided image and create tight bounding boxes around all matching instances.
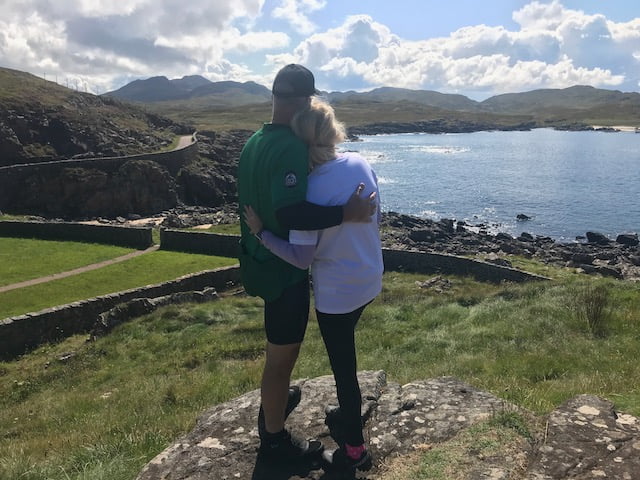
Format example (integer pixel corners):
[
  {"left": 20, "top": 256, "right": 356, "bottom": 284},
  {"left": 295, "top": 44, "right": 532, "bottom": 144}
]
[
  {"left": 258, "top": 385, "right": 302, "bottom": 439},
  {"left": 259, "top": 428, "right": 324, "bottom": 460},
  {"left": 325, "top": 405, "right": 347, "bottom": 447},
  {"left": 322, "top": 446, "right": 373, "bottom": 472}
]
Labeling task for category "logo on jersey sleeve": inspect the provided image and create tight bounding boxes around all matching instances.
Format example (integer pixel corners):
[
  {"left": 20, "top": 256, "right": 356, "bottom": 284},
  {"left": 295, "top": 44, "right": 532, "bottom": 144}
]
[{"left": 284, "top": 171, "right": 298, "bottom": 188}]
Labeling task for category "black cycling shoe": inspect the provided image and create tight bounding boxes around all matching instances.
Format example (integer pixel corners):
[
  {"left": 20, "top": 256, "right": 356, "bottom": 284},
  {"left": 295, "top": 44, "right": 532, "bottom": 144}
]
[
  {"left": 259, "top": 428, "right": 324, "bottom": 461},
  {"left": 258, "top": 385, "right": 302, "bottom": 439},
  {"left": 322, "top": 446, "right": 373, "bottom": 472}
]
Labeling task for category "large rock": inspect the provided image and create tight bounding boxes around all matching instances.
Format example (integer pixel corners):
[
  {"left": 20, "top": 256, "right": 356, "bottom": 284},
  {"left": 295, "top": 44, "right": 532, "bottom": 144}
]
[
  {"left": 136, "top": 371, "right": 640, "bottom": 479},
  {"left": 526, "top": 395, "right": 640, "bottom": 479}
]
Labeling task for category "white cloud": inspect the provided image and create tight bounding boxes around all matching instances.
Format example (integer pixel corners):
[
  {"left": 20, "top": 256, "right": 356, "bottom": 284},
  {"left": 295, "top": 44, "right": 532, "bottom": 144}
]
[
  {"left": 282, "top": 4, "right": 637, "bottom": 96},
  {"left": 0, "top": 0, "right": 267, "bottom": 92},
  {"left": 271, "top": 0, "right": 326, "bottom": 35},
  {"left": 0, "top": 0, "right": 637, "bottom": 97}
]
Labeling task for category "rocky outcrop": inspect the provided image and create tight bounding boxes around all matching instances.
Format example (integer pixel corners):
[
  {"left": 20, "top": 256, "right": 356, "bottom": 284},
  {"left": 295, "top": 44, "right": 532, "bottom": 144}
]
[
  {"left": 11, "top": 160, "right": 180, "bottom": 218},
  {"left": 527, "top": 395, "right": 640, "bottom": 479},
  {"left": 136, "top": 371, "right": 640, "bottom": 480},
  {"left": 0, "top": 95, "right": 188, "bottom": 165},
  {"left": 380, "top": 212, "right": 640, "bottom": 281},
  {"left": 177, "top": 130, "right": 251, "bottom": 207}
]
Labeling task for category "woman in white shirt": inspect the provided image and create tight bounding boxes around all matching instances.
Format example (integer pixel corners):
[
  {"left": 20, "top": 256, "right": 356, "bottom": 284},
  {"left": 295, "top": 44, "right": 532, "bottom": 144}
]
[{"left": 244, "top": 97, "right": 383, "bottom": 473}]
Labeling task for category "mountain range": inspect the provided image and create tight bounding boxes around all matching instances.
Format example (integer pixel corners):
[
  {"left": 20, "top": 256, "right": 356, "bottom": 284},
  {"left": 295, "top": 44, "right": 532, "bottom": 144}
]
[{"left": 104, "top": 74, "right": 640, "bottom": 121}]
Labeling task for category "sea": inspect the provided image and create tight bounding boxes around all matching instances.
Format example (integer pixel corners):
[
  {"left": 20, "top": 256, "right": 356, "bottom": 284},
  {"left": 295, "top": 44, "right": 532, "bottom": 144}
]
[{"left": 345, "top": 128, "right": 639, "bottom": 242}]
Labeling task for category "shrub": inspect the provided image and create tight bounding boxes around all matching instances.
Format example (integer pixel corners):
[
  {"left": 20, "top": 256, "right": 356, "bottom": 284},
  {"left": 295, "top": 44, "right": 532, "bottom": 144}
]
[{"left": 573, "top": 284, "right": 610, "bottom": 337}]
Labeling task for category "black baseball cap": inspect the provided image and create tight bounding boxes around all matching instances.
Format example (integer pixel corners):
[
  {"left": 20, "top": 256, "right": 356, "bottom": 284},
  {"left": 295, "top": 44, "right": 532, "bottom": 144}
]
[{"left": 272, "top": 64, "right": 319, "bottom": 98}]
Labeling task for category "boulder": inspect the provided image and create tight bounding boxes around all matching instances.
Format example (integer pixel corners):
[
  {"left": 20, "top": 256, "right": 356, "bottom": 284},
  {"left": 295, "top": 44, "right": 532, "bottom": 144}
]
[
  {"left": 526, "top": 395, "right": 640, "bottom": 479},
  {"left": 616, "top": 233, "right": 639, "bottom": 246},
  {"left": 586, "top": 231, "right": 610, "bottom": 245}
]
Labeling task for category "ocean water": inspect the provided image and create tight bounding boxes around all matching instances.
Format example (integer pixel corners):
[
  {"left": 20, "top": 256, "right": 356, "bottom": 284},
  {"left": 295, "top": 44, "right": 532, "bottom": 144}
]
[{"left": 346, "top": 128, "right": 639, "bottom": 242}]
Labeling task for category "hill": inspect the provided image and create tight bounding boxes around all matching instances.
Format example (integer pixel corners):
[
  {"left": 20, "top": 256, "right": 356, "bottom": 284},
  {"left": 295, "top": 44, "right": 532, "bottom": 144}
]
[
  {"left": 480, "top": 85, "right": 640, "bottom": 114},
  {"left": 328, "top": 86, "right": 480, "bottom": 111},
  {"left": 104, "top": 76, "right": 272, "bottom": 107},
  {"left": 0, "top": 67, "right": 191, "bottom": 165},
  {"left": 133, "top": 79, "right": 639, "bottom": 132}
]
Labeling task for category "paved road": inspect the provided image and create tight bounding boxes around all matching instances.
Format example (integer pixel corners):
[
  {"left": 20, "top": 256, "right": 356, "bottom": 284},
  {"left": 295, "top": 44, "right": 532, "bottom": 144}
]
[
  {"left": 0, "top": 245, "right": 159, "bottom": 294},
  {"left": 174, "top": 135, "right": 195, "bottom": 150}
]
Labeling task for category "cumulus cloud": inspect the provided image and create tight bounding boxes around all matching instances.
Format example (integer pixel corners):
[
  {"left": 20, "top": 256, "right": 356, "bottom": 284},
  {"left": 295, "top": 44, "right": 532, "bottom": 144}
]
[
  {"left": 283, "top": 2, "right": 638, "bottom": 97},
  {"left": 0, "top": 0, "right": 638, "bottom": 97},
  {"left": 0, "top": 0, "right": 269, "bottom": 92},
  {"left": 271, "top": 0, "right": 326, "bottom": 35}
]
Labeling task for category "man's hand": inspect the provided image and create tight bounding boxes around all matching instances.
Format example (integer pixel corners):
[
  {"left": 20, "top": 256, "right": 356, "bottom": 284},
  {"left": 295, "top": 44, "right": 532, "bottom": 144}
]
[
  {"left": 343, "top": 183, "right": 377, "bottom": 223},
  {"left": 243, "top": 205, "right": 263, "bottom": 235}
]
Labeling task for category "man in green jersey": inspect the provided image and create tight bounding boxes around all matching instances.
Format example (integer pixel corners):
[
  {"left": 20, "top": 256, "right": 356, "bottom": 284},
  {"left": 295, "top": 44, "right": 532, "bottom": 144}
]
[{"left": 238, "top": 64, "right": 374, "bottom": 462}]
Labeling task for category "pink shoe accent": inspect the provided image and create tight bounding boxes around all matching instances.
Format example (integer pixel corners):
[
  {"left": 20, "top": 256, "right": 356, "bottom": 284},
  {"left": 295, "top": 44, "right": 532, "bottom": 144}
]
[{"left": 345, "top": 443, "right": 366, "bottom": 460}]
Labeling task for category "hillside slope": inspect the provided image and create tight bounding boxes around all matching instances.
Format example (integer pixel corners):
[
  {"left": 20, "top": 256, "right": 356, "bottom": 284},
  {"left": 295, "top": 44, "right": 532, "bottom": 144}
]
[
  {"left": 0, "top": 68, "right": 190, "bottom": 166},
  {"left": 105, "top": 76, "right": 272, "bottom": 107}
]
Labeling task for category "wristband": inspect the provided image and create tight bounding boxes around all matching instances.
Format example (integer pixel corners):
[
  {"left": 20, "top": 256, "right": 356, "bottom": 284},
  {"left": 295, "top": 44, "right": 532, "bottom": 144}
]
[{"left": 254, "top": 230, "right": 264, "bottom": 242}]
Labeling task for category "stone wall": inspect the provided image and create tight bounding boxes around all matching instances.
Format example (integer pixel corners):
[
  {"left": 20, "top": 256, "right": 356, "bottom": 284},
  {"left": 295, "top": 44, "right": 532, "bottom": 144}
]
[
  {"left": 0, "top": 221, "right": 153, "bottom": 249},
  {"left": 159, "top": 230, "right": 547, "bottom": 283},
  {"left": 160, "top": 229, "right": 239, "bottom": 258},
  {"left": 0, "top": 224, "right": 547, "bottom": 360},
  {"left": 382, "top": 248, "right": 549, "bottom": 283},
  {"left": 0, "top": 266, "right": 240, "bottom": 360}
]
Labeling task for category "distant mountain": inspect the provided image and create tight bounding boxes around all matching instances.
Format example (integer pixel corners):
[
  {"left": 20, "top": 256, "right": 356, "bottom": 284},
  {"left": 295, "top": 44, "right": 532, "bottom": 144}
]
[
  {"left": 104, "top": 76, "right": 271, "bottom": 106},
  {"left": 480, "top": 85, "right": 640, "bottom": 115},
  {"left": 328, "top": 87, "right": 480, "bottom": 111},
  {"left": 171, "top": 75, "right": 211, "bottom": 92},
  {"left": 105, "top": 76, "right": 187, "bottom": 102}
]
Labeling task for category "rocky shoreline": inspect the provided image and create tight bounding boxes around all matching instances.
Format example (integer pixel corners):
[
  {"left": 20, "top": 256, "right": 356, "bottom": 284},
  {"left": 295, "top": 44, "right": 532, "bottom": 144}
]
[{"left": 66, "top": 204, "right": 640, "bottom": 282}]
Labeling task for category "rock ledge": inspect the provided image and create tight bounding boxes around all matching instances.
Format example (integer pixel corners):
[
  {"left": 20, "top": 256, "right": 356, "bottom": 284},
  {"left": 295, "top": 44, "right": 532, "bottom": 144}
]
[{"left": 136, "top": 371, "right": 640, "bottom": 479}]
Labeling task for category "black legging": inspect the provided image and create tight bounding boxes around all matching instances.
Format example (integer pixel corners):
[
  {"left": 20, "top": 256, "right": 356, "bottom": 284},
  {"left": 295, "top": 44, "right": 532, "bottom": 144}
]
[{"left": 316, "top": 303, "right": 367, "bottom": 446}]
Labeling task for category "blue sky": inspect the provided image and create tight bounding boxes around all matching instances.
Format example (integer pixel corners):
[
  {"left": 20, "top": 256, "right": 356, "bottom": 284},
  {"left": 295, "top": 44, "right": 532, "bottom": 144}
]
[{"left": 1, "top": 0, "right": 638, "bottom": 99}]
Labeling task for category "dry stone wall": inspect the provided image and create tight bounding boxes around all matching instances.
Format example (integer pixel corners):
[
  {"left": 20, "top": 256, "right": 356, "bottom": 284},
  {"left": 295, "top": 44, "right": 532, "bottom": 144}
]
[
  {"left": 0, "top": 220, "right": 153, "bottom": 249},
  {"left": 0, "top": 266, "right": 240, "bottom": 360}
]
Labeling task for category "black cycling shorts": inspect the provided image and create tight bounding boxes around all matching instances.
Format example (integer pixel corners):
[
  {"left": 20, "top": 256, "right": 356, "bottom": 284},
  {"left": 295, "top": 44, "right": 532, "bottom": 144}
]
[{"left": 264, "top": 276, "right": 310, "bottom": 345}]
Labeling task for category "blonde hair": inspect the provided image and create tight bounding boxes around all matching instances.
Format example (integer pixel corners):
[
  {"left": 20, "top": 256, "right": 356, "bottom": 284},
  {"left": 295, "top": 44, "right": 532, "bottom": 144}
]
[{"left": 291, "top": 97, "right": 347, "bottom": 170}]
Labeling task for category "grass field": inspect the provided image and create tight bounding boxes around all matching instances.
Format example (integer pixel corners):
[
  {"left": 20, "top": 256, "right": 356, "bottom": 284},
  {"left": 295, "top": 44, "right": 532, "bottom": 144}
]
[
  {"left": 0, "top": 249, "right": 237, "bottom": 319},
  {"left": 1, "top": 268, "right": 639, "bottom": 479},
  {"left": 0, "top": 237, "right": 135, "bottom": 287}
]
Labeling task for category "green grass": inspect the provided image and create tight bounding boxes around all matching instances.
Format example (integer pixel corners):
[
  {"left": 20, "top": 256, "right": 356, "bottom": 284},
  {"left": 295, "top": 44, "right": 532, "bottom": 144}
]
[
  {"left": 0, "top": 237, "right": 134, "bottom": 287},
  {"left": 190, "top": 223, "right": 241, "bottom": 235},
  {"left": 1, "top": 271, "right": 639, "bottom": 479},
  {"left": 0, "top": 251, "right": 237, "bottom": 319}
]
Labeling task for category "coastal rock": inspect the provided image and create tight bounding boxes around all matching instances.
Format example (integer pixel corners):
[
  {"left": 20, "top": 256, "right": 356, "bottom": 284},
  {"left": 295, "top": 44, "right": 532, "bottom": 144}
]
[
  {"left": 616, "top": 233, "right": 639, "bottom": 246},
  {"left": 136, "top": 371, "right": 640, "bottom": 480},
  {"left": 379, "top": 212, "right": 640, "bottom": 281},
  {"left": 586, "top": 231, "right": 610, "bottom": 245}
]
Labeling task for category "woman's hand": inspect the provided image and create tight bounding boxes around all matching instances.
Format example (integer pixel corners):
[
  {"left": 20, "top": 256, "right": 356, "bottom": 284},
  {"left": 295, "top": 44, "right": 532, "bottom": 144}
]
[{"left": 243, "top": 205, "right": 264, "bottom": 235}]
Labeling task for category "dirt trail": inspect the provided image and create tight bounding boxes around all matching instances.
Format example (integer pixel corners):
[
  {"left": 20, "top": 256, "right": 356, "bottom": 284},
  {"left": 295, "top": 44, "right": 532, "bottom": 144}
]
[{"left": 0, "top": 245, "right": 159, "bottom": 294}]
